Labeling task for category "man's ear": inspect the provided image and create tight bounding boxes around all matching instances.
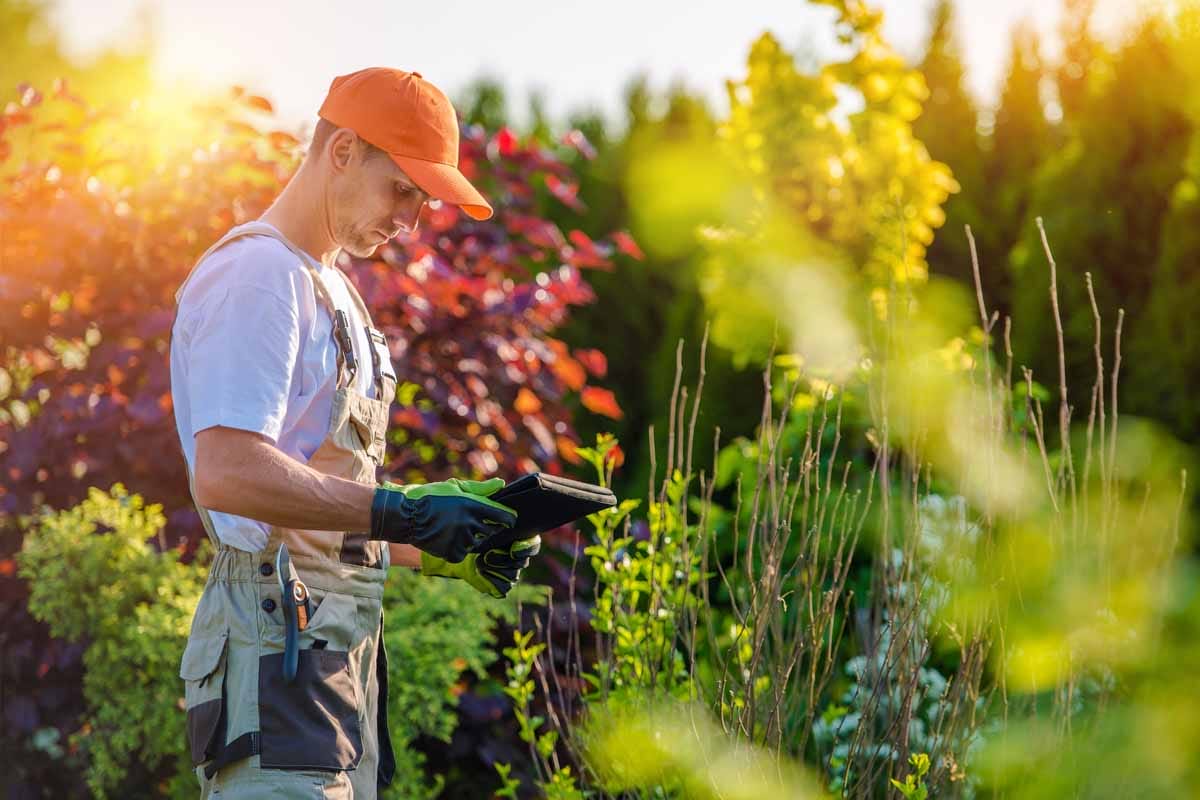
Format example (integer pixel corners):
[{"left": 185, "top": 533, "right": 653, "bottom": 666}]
[{"left": 327, "top": 127, "right": 360, "bottom": 173}]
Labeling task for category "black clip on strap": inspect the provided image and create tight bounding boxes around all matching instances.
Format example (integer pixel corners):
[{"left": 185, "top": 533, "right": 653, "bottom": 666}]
[{"left": 333, "top": 310, "right": 358, "bottom": 380}]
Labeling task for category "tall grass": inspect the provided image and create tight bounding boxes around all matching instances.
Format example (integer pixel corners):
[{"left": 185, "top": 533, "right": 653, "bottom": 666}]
[{"left": 503, "top": 223, "right": 1192, "bottom": 799}]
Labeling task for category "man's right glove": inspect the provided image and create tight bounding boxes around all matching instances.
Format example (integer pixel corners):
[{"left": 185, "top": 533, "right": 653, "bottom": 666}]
[
  {"left": 371, "top": 478, "right": 517, "bottom": 564},
  {"left": 419, "top": 535, "right": 542, "bottom": 598}
]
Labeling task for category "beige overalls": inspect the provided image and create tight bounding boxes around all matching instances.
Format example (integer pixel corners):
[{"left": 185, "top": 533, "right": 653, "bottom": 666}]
[{"left": 174, "top": 221, "right": 397, "bottom": 798}]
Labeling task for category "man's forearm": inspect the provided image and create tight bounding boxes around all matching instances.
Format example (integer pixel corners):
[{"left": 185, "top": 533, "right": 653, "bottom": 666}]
[
  {"left": 195, "top": 428, "right": 431, "bottom": 568},
  {"left": 196, "top": 430, "right": 375, "bottom": 533}
]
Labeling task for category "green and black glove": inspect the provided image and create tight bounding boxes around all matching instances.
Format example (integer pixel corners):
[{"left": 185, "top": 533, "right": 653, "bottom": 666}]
[
  {"left": 370, "top": 478, "right": 517, "bottom": 564},
  {"left": 419, "top": 535, "right": 542, "bottom": 598}
]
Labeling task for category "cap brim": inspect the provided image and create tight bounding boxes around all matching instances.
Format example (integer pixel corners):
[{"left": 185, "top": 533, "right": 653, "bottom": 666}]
[{"left": 389, "top": 153, "right": 494, "bottom": 221}]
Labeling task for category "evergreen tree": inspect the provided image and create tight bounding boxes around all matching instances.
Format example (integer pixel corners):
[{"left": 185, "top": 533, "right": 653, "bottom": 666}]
[
  {"left": 527, "top": 90, "right": 553, "bottom": 144},
  {"left": 914, "top": 0, "right": 995, "bottom": 307},
  {"left": 989, "top": 20, "right": 1052, "bottom": 225},
  {"left": 1117, "top": 11, "right": 1200, "bottom": 442},
  {"left": 1008, "top": 15, "right": 1191, "bottom": 438},
  {"left": 1056, "top": 0, "right": 1101, "bottom": 124},
  {"left": 969, "top": 20, "right": 1054, "bottom": 328},
  {"left": 457, "top": 77, "right": 509, "bottom": 131}
]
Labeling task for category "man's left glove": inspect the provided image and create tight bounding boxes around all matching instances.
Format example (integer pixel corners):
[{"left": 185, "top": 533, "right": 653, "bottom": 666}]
[
  {"left": 371, "top": 478, "right": 517, "bottom": 563},
  {"left": 419, "top": 535, "right": 542, "bottom": 598}
]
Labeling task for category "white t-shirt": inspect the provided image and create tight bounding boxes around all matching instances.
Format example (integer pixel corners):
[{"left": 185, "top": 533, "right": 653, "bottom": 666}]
[{"left": 170, "top": 223, "right": 392, "bottom": 552}]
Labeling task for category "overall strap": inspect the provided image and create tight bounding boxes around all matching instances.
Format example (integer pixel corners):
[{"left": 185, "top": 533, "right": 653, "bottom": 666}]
[
  {"left": 174, "top": 221, "right": 357, "bottom": 390},
  {"left": 326, "top": 267, "right": 389, "bottom": 401},
  {"left": 239, "top": 225, "right": 361, "bottom": 392},
  {"left": 172, "top": 222, "right": 359, "bottom": 549}
]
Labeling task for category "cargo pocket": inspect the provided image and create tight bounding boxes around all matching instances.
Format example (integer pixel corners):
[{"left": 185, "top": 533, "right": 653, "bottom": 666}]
[
  {"left": 258, "top": 591, "right": 363, "bottom": 771},
  {"left": 348, "top": 408, "right": 386, "bottom": 466},
  {"left": 179, "top": 631, "right": 230, "bottom": 766}
]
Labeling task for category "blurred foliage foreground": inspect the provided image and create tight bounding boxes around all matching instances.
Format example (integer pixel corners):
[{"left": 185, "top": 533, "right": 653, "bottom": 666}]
[
  {"left": 529, "top": 0, "right": 1195, "bottom": 794},
  {"left": 10, "top": 0, "right": 1200, "bottom": 798}
]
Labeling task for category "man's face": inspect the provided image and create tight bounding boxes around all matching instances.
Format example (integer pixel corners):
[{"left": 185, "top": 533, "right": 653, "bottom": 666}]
[{"left": 328, "top": 134, "right": 430, "bottom": 258}]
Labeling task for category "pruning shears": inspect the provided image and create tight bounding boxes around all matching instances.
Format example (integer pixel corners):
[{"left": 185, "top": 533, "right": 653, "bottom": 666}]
[{"left": 276, "top": 542, "right": 311, "bottom": 684}]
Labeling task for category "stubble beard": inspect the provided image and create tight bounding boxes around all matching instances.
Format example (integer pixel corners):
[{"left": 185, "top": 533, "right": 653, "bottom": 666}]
[{"left": 336, "top": 220, "right": 381, "bottom": 259}]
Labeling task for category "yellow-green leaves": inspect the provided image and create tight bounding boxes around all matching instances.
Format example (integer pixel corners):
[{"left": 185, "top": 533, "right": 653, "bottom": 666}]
[
  {"left": 630, "top": 4, "right": 958, "bottom": 369},
  {"left": 890, "top": 752, "right": 931, "bottom": 800}
]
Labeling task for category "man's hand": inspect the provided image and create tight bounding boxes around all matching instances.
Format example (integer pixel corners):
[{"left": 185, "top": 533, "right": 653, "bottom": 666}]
[
  {"left": 370, "top": 478, "right": 517, "bottom": 563},
  {"left": 419, "top": 535, "right": 541, "bottom": 598}
]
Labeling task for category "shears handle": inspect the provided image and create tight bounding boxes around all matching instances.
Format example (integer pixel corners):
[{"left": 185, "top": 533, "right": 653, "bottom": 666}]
[{"left": 280, "top": 578, "right": 311, "bottom": 684}]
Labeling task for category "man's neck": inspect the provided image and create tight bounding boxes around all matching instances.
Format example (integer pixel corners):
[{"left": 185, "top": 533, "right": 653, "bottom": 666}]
[{"left": 258, "top": 165, "right": 341, "bottom": 269}]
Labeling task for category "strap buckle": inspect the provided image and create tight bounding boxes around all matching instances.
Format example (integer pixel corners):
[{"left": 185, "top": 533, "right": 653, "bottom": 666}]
[{"left": 333, "top": 310, "right": 358, "bottom": 380}]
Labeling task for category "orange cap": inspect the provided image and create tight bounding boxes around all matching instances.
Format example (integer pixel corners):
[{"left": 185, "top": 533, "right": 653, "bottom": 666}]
[{"left": 318, "top": 67, "right": 493, "bottom": 221}]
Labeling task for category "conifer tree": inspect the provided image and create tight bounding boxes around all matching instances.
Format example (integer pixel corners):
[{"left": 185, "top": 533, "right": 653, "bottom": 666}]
[
  {"left": 1008, "top": 16, "right": 1191, "bottom": 437},
  {"left": 963, "top": 20, "right": 1053, "bottom": 330},
  {"left": 1056, "top": 0, "right": 1100, "bottom": 124},
  {"left": 989, "top": 21, "right": 1052, "bottom": 230},
  {"left": 914, "top": 0, "right": 994, "bottom": 306}
]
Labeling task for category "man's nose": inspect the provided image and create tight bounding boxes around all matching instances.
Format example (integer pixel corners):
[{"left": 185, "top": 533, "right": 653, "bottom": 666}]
[{"left": 393, "top": 202, "right": 424, "bottom": 233}]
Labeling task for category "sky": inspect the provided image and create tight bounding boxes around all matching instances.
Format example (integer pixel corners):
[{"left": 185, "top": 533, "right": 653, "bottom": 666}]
[{"left": 50, "top": 0, "right": 1144, "bottom": 132}]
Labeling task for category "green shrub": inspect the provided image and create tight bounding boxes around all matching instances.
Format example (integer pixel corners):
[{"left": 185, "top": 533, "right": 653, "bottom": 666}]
[
  {"left": 379, "top": 565, "right": 535, "bottom": 798},
  {"left": 18, "top": 484, "right": 206, "bottom": 799},
  {"left": 19, "top": 484, "right": 538, "bottom": 798}
]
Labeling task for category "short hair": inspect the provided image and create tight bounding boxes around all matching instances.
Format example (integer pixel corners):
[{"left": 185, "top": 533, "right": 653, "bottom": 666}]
[{"left": 307, "top": 118, "right": 387, "bottom": 161}]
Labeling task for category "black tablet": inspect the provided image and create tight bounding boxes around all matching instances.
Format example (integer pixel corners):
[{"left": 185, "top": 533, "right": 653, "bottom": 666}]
[{"left": 488, "top": 473, "right": 616, "bottom": 542}]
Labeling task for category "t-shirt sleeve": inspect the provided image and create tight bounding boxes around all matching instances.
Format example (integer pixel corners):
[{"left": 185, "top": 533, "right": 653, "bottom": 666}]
[{"left": 182, "top": 285, "right": 301, "bottom": 444}]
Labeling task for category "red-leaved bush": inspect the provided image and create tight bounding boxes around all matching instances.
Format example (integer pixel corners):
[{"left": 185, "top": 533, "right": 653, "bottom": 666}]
[{"left": 0, "top": 80, "right": 636, "bottom": 788}]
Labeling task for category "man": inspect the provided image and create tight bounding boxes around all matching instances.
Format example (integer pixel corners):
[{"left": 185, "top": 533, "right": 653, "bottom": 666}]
[{"left": 170, "top": 67, "right": 540, "bottom": 798}]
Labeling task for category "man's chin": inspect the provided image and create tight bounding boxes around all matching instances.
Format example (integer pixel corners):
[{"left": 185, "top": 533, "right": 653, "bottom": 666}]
[{"left": 341, "top": 238, "right": 379, "bottom": 259}]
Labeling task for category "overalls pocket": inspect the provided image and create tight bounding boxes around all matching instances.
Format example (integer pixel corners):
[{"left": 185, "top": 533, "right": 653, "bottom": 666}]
[
  {"left": 179, "top": 630, "right": 230, "bottom": 766},
  {"left": 349, "top": 413, "right": 386, "bottom": 464},
  {"left": 258, "top": 590, "right": 363, "bottom": 771}
]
